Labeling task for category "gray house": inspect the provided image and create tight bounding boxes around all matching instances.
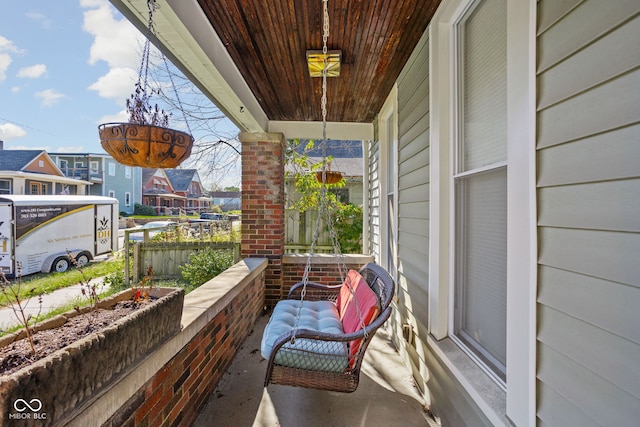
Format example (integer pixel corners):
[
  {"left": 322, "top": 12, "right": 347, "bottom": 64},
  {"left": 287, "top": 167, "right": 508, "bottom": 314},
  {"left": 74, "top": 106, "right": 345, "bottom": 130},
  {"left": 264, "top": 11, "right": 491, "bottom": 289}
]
[
  {"left": 49, "top": 153, "right": 142, "bottom": 214},
  {"left": 112, "top": 0, "right": 639, "bottom": 425}
]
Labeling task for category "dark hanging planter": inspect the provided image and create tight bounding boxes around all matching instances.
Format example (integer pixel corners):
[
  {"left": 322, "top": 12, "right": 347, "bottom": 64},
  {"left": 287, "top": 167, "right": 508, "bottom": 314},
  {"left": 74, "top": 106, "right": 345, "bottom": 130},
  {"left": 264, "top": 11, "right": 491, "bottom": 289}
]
[
  {"left": 99, "top": 122, "right": 193, "bottom": 168},
  {"left": 98, "top": 0, "right": 194, "bottom": 169}
]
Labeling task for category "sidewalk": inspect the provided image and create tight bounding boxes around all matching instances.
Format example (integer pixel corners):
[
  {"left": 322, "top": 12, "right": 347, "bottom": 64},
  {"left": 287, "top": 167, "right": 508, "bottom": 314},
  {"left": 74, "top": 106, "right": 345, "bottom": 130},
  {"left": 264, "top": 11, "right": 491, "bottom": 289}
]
[{"left": 0, "top": 278, "right": 107, "bottom": 330}]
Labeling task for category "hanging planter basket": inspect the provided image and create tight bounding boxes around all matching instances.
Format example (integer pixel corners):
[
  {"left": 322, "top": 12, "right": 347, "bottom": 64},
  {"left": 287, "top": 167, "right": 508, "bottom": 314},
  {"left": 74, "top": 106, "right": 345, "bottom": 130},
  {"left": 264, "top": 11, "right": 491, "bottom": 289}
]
[
  {"left": 316, "top": 170, "right": 343, "bottom": 184},
  {"left": 98, "top": 0, "right": 194, "bottom": 169},
  {"left": 99, "top": 122, "right": 194, "bottom": 168}
]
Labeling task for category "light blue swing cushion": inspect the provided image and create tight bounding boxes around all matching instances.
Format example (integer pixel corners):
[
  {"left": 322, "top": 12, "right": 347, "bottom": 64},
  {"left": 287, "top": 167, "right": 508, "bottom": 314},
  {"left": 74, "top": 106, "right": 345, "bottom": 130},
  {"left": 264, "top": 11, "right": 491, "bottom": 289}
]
[{"left": 261, "top": 299, "right": 349, "bottom": 372}]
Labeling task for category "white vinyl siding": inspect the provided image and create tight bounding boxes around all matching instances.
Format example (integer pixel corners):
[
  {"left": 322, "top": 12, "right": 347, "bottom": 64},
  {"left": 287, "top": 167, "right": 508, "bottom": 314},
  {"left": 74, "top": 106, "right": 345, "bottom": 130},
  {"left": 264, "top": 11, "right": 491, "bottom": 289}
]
[
  {"left": 536, "top": 0, "right": 640, "bottom": 425},
  {"left": 394, "top": 29, "right": 431, "bottom": 395},
  {"left": 428, "top": 0, "right": 536, "bottom": 424}
]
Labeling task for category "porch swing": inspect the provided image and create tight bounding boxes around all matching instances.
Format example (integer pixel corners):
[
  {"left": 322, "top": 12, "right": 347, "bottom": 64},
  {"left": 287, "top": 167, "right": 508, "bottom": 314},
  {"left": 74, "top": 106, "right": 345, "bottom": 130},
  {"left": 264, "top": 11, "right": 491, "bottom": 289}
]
[{"left": 260, "top": 0, "right": 395, "bottom": 393}]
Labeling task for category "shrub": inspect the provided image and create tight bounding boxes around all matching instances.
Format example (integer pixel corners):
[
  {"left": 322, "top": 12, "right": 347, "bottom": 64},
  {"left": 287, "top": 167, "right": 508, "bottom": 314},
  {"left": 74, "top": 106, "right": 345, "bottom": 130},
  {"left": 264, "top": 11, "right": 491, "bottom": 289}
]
[
  {"left": 334, "top": 203, "right": 363, "bottom": 253},
  {"left": 179, "top": 247, "right": 235, "bottom": 286},
  {"left": 134, "top": 203, "right": 156, "bottom": 216},
  {"left": 102, "top": 269, "right": 127, "bottom": 293}
]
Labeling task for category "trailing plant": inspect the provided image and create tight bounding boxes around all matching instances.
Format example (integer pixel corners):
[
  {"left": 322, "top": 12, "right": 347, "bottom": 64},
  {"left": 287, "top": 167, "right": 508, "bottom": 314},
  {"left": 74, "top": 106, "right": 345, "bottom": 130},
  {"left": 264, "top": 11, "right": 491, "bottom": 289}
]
[{"left": 179, "top": 247, "right": 235, "bottom": 286}]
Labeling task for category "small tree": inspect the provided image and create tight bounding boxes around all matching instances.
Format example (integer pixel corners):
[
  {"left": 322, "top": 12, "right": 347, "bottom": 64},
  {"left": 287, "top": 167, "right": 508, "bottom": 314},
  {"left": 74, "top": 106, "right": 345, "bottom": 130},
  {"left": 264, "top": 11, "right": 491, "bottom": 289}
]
[
  {"left": 285, "top": 139, "right": 345, "bottom": 213},
  {"left": 285, "top": 139, "right": 363, "bottom": 253}
]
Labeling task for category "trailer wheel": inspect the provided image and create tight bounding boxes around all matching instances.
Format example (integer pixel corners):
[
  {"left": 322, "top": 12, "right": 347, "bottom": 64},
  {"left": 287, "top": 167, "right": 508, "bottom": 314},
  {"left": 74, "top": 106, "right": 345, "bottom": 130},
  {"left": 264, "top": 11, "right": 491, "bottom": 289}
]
[
  {"left": 75, "top": 252, "right": 92, "bottom": 267},
  {"left": 51, "top": 257, "right": 71, "bottom": 273}
]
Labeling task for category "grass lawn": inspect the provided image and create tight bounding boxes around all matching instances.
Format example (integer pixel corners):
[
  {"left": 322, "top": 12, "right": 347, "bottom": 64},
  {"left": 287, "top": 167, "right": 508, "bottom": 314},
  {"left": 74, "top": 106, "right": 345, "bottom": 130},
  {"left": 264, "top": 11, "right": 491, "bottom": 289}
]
[{"left": 0, "top": 255, "right": 125, "bottom": 308}]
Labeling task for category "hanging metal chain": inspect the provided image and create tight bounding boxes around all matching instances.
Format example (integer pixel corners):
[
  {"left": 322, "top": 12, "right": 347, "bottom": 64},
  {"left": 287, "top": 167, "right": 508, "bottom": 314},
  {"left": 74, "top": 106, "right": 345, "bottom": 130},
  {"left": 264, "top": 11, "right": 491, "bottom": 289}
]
[
  {"left": 292, "top": 0, "right": 367, "bottom": 342},
  {"left": 137, "top": 0, "right": 192, "bottom": 134},
  {"left": 137, "top": 1, "right": 157, "bottom": 95},
  {"left": 292, "top": 0, "right": 331, "bottom": 341}
]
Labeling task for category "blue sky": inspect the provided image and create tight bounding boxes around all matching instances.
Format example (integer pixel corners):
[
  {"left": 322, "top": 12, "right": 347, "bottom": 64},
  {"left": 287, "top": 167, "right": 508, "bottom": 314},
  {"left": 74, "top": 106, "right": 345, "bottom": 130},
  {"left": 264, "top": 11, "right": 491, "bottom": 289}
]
[{"left": 0, "top": 0, "right": 240, "bottom": 187}]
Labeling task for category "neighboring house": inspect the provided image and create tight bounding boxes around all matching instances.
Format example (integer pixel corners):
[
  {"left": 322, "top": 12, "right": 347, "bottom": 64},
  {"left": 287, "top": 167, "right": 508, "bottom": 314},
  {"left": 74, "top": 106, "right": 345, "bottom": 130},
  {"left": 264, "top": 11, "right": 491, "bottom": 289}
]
[
  {"left": 285, "top": 140, "right": 363, "bottom": 248},
  {"left": 141, "top": 168, "right": 185, "bottom": 215},
  {"left": 49, "top": 153, "right": 142, "bottom": 214},
  {"left": 164, "top": 169, "right": 212, "bottom": 213},
  {"left": 210, "top": 191, "right": 241, "bottom": 211},
  {"left": 0, "top": 147, "right": 89, "bottom": 195},
  {"left": 114, "top": 1, "right": 640, "bottom": 425}
]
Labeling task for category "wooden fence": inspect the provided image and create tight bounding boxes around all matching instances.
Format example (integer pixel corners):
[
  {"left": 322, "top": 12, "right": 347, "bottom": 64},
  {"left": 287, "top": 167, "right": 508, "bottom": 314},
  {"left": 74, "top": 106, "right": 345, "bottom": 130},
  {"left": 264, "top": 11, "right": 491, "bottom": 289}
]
[{"left": 130, "top": 241, "right": 240, "bottom": 283}]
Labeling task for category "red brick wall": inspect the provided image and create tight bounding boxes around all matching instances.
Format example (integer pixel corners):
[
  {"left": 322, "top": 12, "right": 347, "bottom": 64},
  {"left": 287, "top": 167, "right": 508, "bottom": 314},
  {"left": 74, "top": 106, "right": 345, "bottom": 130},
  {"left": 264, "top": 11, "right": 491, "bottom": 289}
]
[
  {"left": 240, "top": 132, "right": 286, "bottom": 307},
  {"left": 103, "top": 270, "right": 265, "bottom": 427}
]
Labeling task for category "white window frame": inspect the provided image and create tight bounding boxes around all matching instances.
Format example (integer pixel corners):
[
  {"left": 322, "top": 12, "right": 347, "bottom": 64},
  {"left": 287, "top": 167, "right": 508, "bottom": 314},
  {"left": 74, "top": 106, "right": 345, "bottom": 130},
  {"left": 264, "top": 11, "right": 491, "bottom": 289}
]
[
  {"left": 0, "top": 179, "right": 11, "bottom": 194},
  {"left": 125, "top": 166, "right": 131, "bottom": 179},
  {"left": 428, "top": 0, "right": 536, "bottom": 425},
  {"left": 125, "top": 192, "right": 131, "bottom": 207},
  {"left": 378, "top": 85, "right": 399, "bottom": 283},
  {"left": 108, "top": 163, "right": 116, "bottom": 176},
  {"left": 108, "top": 190, "right": 115, "bottom": 198}
]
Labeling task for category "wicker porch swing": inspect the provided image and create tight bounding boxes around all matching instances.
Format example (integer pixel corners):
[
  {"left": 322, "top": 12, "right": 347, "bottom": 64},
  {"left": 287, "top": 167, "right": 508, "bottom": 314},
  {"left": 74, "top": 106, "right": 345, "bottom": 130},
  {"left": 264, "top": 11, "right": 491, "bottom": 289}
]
[{"left": 260, "top": 0, "right": 395, "bottom": 393}]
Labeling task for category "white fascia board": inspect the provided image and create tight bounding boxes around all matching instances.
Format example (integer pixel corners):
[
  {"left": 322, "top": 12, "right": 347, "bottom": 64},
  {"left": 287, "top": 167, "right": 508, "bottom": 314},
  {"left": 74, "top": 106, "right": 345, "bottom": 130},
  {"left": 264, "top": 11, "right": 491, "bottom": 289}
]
[
  {"left": 109, "top": 0, "right": 268, "bottom": 133},
  {"left": 268, "top": 121, "right": 374, "bottom": 141}
]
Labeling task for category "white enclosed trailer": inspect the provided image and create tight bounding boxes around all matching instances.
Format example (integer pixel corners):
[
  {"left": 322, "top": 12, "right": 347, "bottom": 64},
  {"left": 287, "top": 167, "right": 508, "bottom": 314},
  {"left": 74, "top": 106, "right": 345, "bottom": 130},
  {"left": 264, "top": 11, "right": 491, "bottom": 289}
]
[{"left": 0, "top": 195, "right": 119, "bottom": 276}]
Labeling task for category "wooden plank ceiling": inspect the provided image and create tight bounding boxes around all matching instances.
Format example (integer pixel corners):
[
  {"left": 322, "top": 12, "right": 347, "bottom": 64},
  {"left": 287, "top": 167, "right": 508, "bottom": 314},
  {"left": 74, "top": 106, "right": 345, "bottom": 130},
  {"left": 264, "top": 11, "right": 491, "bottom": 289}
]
[{"left": 197, "top": 0, "right": 440, "bottom": 124}]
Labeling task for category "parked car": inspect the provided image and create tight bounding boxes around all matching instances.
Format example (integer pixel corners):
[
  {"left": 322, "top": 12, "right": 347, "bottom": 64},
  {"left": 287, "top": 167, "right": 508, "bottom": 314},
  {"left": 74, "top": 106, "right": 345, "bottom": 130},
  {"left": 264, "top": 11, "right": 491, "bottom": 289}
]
[
  {"left": 129, "top": 221, "right": 178, "bottom": 241},
  {"left": 187, "top": 212, "right": 227, "bottom": 226}
]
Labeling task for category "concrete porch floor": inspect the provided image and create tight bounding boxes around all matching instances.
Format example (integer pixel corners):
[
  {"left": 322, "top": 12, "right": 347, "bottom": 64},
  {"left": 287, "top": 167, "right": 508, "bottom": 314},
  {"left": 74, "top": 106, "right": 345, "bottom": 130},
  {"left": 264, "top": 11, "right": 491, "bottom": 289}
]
[{"left": 194, "top": 313, "right": 437, "bottom": 427}]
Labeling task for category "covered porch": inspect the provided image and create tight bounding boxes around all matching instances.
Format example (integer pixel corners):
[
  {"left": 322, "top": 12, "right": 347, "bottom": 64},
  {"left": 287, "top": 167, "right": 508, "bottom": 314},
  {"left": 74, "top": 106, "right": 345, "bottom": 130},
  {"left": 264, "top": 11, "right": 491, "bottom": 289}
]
[{"left": 193, "top": 312, "right": 433, "bottom": 427}]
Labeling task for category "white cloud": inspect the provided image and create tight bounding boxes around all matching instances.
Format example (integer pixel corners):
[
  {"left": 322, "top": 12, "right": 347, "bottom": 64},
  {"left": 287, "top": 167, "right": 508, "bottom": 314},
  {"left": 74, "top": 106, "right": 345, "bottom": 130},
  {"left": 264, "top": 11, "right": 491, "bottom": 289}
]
[
  {"left": 88, "top": 66, "right": 137, "bottom": 100},
  {"left": 0, "top": 122, "right": 27, "bottom": 140},
  {"left": 11, "top": 86, "right": 21, "bottom": 93},
  {"left": 82, "top": 1, "right": 143, "bottom": 69},
  {"left": 17, "top": 64, "right": 47, "bottom": 79},
  {"left": 54, "top": 145, "right": 86, "bottom": 153},
  {"left": 0, "top": 53, "right": 11, "bottom": 83},
  {"left": 0, "top": 36, "right": 20, "bottom": 53},
  {"left": 6, "top": 144, "right": 51, "bottom": 151},
  {"left": 35, "top": 89, "right": 66, "bottom": 107},
  {"left": 0, "top": 36, "right": 23, "bottom": 83},
  {"left": 98, "top": 109, "right": 129, "bottom": 124},
  {"left": 25, "top": 12, "right": 53, "bottom": 30}
]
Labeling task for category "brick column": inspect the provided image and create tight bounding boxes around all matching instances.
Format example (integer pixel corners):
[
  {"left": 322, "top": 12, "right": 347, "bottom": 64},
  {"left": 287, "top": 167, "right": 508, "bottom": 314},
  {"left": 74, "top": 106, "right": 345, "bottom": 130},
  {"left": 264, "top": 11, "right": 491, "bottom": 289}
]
[{"left": 240, "top": 132, "right": 285, "bottom": 307}]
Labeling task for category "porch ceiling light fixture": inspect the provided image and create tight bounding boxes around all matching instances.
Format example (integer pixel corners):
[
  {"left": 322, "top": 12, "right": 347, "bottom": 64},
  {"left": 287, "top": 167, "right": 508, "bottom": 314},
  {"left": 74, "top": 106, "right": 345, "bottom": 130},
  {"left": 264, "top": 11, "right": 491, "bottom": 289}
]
[{"left": 306, "top": 50, "right": 342, "bottom": 77}]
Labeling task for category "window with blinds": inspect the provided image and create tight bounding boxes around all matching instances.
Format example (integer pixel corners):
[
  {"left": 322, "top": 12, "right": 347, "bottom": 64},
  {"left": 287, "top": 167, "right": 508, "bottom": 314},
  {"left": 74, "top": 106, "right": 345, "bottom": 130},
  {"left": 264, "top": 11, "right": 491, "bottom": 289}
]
[{"left": 453, "top": 0, "right": 507, "bottom": 381}]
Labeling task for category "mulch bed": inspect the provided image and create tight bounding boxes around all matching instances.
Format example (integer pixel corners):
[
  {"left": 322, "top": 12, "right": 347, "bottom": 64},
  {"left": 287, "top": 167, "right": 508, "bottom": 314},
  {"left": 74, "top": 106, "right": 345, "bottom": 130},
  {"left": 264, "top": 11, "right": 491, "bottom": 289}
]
[{"left": 0, "top": 300, "right": 148, "bottom": 376}]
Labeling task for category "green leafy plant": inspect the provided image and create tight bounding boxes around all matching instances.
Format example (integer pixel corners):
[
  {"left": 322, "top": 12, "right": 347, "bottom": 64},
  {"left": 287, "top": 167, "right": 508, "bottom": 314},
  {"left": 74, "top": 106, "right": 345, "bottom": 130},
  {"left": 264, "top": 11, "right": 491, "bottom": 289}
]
[
  {"left": 179, "top": 248, "right": 235, "bottom": 286},
  {"left": 334, "top": 203, "right": 363, "bottom": 253},
  {"left": 134, "top": 203, "right": 156, "bottom": 216},
  {"left": 285, "top": 139, "right": 345, "bottom": 213}
]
